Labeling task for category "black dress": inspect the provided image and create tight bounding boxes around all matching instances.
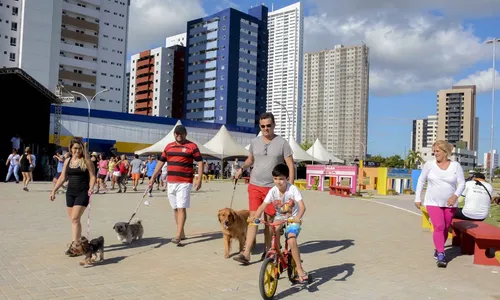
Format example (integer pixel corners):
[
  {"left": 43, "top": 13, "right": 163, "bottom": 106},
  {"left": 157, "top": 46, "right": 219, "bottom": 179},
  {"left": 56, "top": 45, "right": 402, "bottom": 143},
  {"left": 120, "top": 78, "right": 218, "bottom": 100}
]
[{"left": 20, "top": 154, "right": 30, "bottom": 172}]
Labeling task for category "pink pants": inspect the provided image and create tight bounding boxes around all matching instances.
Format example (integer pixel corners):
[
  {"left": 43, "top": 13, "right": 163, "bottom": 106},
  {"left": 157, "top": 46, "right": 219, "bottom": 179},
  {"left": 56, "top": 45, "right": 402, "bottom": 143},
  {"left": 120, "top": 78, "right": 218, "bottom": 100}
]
[{"left": 427, "top": 206, "right": 457, "bottom": 253}]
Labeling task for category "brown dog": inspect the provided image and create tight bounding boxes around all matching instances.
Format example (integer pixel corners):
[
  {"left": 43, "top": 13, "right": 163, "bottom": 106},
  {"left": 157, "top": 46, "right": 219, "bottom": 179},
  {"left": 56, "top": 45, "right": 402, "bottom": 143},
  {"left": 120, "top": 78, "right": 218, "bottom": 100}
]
[{"left": 218, "top": 208, "right": 252, "bottom": 258}]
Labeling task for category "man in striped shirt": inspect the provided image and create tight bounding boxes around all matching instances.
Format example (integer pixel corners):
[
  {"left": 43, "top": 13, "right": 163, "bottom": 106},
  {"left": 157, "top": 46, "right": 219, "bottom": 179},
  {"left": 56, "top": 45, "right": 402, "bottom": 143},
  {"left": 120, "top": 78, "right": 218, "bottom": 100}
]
[{"left": 149, "top": 125, "right": 203, "bottom": 245}]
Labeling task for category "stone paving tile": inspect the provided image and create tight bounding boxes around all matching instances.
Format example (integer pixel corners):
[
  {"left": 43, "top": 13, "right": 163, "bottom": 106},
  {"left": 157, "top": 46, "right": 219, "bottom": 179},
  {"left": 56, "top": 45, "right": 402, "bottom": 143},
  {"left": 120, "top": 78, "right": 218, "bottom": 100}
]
[{"left": 0, "top": 182, "right": 499, "bottom": 300}]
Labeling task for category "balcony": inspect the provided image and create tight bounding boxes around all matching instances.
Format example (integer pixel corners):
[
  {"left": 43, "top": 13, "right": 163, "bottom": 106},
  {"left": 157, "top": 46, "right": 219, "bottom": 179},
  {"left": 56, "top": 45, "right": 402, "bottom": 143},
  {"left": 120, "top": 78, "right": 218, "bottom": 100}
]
[
  {"left": 60, "top": 43, "right": 97, "bottom": 58},
  {"left": 136, "top": 67, "right": 154, "bottom": 76},
  {"left": 62, "top": 15, "right": 99, "bottom": 31},
  {"left": 62, "top": 1, "right": 100, "bottom": 19},
  {"left": 136, "top": 76, "right": 153, "bottom": 84},
  {"left": 135, "top": 93, "right": 152, "bottom": 100},
  {"left": 137, "top": 59, "right": 153, "bottom": 68},
  {"left": 61, "top": 29, "right": 99, "bottom": 45},
  {"left": 135, "top": 85, "right": 152, "bottom": 93},
  {"left": 135, "top": 101, "right": 152, "bottom": 110},
  {"left": 59, "top": 70, "right": 96, "bottom": 84}
]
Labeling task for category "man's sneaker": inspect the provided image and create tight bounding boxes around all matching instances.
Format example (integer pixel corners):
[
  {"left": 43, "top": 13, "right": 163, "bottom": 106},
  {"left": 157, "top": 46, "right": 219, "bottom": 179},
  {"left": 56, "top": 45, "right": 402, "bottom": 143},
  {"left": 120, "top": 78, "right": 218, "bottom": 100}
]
[
  {"left": 433, "top": 249, "right": 438, "bottom": 260},
  {"left": 436, "top": 252, "right": 447, "bottom": 268}
]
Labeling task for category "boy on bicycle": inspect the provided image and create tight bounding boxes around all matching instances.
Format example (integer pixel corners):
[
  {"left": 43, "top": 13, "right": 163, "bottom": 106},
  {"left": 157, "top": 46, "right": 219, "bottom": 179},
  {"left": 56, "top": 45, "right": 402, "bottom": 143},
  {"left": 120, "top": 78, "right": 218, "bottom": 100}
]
[{"left": 248, "top": 163, "right": 309, "bottom": 283}]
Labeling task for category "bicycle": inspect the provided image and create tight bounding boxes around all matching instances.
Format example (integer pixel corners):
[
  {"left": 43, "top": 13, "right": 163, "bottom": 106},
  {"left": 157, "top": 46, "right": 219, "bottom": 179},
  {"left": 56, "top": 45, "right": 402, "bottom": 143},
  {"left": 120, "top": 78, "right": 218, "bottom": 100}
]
[{"left": 249, "top": 217, "right": 312, "bottom": 300}]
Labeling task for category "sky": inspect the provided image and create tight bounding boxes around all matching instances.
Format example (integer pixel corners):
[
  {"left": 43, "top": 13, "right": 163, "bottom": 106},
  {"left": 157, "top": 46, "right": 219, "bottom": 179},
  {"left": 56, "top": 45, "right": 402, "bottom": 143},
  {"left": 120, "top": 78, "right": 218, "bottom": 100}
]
[{"left": 125, "top": 0, "right": 500, "bottom": 163}]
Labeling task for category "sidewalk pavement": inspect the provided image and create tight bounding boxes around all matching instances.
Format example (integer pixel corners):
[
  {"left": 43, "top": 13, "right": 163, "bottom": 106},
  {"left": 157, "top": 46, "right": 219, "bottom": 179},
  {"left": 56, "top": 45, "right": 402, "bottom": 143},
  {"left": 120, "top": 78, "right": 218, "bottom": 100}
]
[{"left": 0, "top": 181, "right": 499, "bottom": 300}]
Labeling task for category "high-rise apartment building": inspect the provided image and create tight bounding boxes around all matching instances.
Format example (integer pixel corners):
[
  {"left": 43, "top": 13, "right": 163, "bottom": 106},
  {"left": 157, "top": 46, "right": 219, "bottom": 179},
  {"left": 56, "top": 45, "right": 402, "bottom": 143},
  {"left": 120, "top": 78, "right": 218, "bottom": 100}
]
[
  {"left": 301, "top": 44, "right": 369, "bottom": 161},
  {"left": 166, "top": 32, "right": 187, "bottom": 47},
  {"left": 411, "top": 115, "right": 437, "bottom": 153},
  {"left": 0, "top": 0, "right": 129, "bottom": 112},
  {"left": 129, "top": 45, "right": 185, "bottom": 117},
  {"left": 184, "top": 5, "right": 268, "bottom": 128},
  {"left": 484, "top": 150, "right": 499, "bottom": 169},
  {"left": 436, "top": 85, "right": 477, "bottom": 151},
  {"left": 266, "top": 2, "right": 303, "bottom": 140}
]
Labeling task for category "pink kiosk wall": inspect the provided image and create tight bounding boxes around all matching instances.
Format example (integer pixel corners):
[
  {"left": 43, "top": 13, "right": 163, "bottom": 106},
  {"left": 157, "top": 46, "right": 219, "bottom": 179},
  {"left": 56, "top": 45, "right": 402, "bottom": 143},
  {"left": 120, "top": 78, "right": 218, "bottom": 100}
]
[{"left": 306, "top": 165, "right": 358, "bottom": 193}]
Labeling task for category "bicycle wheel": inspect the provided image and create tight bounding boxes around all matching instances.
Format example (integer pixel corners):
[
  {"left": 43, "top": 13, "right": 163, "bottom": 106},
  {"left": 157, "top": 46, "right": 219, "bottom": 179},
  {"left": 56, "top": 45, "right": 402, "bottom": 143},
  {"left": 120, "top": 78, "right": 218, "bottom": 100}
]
[
  {"left": 287, "top": 255, "right": 298, "bottom": 284},
  {"left": 259, "top": 257, "right": 279, "bottom": 300}
]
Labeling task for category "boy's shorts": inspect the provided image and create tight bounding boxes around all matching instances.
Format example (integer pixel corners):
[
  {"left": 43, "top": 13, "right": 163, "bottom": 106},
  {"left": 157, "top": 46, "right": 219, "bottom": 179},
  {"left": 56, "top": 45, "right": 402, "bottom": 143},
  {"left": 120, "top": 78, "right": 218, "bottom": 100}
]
[{"left": 285, "top": 223, "right": 301, "bottom": 239}]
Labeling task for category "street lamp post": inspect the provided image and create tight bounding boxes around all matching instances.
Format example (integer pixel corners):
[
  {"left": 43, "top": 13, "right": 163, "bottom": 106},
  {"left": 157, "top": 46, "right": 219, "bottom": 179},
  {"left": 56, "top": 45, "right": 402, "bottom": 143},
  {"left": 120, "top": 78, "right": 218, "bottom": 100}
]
[
  {"left": 70, "top": 89, "right": 109, "bottom": 150},
  {"left": 486, "top": 38, "right": 500, "bottom": 182},
  {"left": 274, "top": 100, "right": 293, "bottom": 141}
]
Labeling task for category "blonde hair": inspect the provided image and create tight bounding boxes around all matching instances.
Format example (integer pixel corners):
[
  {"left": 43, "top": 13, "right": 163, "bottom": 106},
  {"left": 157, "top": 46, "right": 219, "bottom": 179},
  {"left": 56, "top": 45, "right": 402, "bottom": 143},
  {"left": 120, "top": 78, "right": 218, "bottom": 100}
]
[
  {"left": 25, "top": 147, "right": 31, "bottom": 154},
  {"left": 432, "top": 140, "right": 453, "bottom": 157},
  {"left": 68, "top": 137, "right": 89, "bottom": 171}
]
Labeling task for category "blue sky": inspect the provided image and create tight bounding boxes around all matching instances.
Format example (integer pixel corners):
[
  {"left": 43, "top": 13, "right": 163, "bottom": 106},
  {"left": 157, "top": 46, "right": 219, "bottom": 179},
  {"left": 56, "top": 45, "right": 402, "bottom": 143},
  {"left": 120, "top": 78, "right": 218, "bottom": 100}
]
[{"left": 127, "top": 0, "right": 500, "bottom": 163}]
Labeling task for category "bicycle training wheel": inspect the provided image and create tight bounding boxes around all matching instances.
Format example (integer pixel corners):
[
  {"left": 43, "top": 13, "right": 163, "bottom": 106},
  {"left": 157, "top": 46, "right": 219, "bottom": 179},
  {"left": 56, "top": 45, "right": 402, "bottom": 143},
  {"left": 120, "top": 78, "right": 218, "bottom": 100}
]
[
  {"left": 287, "top": 255, "right": 298, "bottom": 284},
  {"left": 259, "top": 257, "right": 279, "bottom": 300}
]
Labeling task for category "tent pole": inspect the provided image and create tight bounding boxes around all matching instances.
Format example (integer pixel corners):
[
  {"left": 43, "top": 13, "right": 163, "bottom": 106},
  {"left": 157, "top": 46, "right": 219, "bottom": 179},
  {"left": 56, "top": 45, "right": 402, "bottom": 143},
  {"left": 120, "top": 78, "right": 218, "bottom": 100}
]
[{"left": 221, "top": 153, "right": 224, "bottom": 180}]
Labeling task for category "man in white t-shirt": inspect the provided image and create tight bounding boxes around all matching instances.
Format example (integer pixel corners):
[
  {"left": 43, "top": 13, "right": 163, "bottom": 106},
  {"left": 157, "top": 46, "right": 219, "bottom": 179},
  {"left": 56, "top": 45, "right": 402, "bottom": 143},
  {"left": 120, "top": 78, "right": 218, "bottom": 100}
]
[
  {"left": 5, "top": 149, "right": 20, "bottom": 183},
  {"left": 455, "top": 172, "right": 493, "bottom": 221}
]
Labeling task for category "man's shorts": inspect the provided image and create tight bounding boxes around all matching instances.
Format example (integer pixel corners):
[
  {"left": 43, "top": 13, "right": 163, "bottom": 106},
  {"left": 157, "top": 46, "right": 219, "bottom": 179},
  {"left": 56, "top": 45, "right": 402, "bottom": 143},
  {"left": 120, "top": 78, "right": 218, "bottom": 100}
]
[
  {"left": 167, "top": 182, "right": 192, "bottom": 209},
  {"left": 131, "top": 173, "right": 140, "bottom": 180},
  {"left": 248, "top": 184, "right": 275, "bottom": 216},
  {"left": 284, "top": 223, "right": 301, "bottom": 239}
]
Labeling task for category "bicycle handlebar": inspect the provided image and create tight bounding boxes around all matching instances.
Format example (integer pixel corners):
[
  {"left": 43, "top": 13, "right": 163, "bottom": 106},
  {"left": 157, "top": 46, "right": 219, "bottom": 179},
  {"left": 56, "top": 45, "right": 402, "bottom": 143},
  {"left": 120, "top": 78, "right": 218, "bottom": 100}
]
[{"left": 248, "top": 217, "right": 301, "bottom": 226}]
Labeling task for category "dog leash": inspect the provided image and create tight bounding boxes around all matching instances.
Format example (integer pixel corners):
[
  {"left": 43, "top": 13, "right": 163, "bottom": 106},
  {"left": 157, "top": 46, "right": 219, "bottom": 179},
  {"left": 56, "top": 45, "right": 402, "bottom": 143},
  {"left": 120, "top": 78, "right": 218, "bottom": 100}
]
[
  {"left": 86, "top": 194, "right": 92, "bottom": 239},
  {"left": 229, "top": 179, "right": 238, "bottom": 209},
  {"left": 127, "top": 187, "right": 152, "bottom": 224}
]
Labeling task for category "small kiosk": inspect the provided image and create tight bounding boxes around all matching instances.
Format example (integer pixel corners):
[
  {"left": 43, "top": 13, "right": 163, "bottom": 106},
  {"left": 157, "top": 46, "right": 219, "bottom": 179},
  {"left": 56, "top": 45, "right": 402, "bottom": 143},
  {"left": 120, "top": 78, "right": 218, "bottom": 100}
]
[
  {"left": 306, "top": 165, "right": 358, "bottom": 194},
  {"left": 377, "top": 168, "right": 412, "bottom": 195}
]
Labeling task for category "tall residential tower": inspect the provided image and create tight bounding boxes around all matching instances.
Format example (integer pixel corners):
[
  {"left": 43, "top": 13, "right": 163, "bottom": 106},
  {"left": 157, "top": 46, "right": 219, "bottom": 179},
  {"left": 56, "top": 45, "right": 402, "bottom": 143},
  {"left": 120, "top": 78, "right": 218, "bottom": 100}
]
[
  {"left": 266, "top": 2, "right": 303, "bottom": 140},
  {"left": 301, "top": 44, "right": 369, "bottom": 161},
  {"left": 184, "top": 5, "right": 268, "bottom": 128}
]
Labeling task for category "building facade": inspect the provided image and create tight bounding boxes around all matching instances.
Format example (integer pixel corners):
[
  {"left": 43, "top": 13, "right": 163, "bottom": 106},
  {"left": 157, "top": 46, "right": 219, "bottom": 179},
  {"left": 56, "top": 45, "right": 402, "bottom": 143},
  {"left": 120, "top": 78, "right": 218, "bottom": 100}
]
[
  {"left": 301, "top": 44, "right": 370, "bottom": 161},
  {"left": 49, "top": 105, "right": 257, "bottom": 154},
  {"left": 122, "top": 72, "right": 129, "bottom": 112},
  {"left": 483, "top": 150, "right": 499, "bottom": 170},
  {"left": 184, "top": 5, "right": 268, "bottom": 128},
  {"left": 0, "top": 0, "right": 130, "bottom": 112},
  {"left": 411, "top": 115, "right": 437, "bottom": 153},
  {"left": 436, "top": 85, "right": 477, "bottom": 151},
  {"left": 166, "top": 32, "right": 187, "bottom": 47},
  {"left": 266, "top": 2, "right": 303, "bottom": 140},
  {"left": 129, "top": 45, "right": 185, "bottom": 117}
]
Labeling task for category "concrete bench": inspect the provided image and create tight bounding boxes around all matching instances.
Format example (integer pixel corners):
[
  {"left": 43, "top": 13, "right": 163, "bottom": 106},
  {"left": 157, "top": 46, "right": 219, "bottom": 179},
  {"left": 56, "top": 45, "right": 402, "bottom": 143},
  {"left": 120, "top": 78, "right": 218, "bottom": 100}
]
[
  {"left": 451, "top": 219, "right": 500, "bottom": 266},
  {"left": 329, "top": 185, "right": 351, "bottom": 197}
]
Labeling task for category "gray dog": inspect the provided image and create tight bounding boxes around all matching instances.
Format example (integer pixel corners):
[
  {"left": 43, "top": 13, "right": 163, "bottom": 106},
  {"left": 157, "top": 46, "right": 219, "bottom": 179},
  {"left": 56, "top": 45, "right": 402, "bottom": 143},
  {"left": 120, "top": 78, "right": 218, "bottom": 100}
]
[{"left": 113, "top": 221, "right": 144, "bottom": 244}]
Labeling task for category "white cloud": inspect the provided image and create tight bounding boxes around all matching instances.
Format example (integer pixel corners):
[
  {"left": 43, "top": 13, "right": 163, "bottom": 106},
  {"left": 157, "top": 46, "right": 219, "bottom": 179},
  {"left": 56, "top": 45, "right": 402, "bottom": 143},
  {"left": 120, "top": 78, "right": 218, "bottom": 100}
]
[
  {"left": 304, "top": 0, "right": 496, "bottom": 96},
  {"left": 455, "top": 68, "right": 500, "bottom": 93},
  {"left": 127, "top": 0, "right": 205, "bottom": 55}
]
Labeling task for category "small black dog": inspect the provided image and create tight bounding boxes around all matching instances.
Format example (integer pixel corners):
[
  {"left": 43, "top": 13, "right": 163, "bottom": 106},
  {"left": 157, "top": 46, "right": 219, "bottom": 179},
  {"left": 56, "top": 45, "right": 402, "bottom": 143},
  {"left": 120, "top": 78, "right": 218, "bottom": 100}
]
[
  {"left": 113, "top": 221, "right": 144, "bottom": 244},
  {"left": 78, "top": 236, "right": 104, "bottom": 266}
]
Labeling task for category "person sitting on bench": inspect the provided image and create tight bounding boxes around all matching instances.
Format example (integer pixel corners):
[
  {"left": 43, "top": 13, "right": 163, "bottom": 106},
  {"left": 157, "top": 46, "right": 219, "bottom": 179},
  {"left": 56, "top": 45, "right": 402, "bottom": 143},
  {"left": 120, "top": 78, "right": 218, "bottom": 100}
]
[{"left": 455, "top": 172, "right": 493, "bottom": 221}]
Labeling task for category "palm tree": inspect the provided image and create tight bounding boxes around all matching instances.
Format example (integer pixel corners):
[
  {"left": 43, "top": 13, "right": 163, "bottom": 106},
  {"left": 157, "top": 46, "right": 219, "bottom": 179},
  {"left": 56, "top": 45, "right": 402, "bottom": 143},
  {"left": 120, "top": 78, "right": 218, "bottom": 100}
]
[{"left": 405, "top": 150, "right": 424, "bottom": 169}]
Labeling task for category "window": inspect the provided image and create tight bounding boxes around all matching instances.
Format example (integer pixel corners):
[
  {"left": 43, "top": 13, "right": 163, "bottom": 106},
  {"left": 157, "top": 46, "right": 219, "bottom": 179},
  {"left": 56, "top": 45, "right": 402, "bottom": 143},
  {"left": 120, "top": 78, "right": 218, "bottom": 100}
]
[
  {"left": 9, "top": 53, "right": 15, "bottom": 62},
  {"left": 12, "top": 7, "right": 18, "bottom": 16},
  {"left": 11, "top": 22, "right": 17, "bottom": 31},
  {"left": 10, "top": 37, "right": 16, "bottom": 46}
]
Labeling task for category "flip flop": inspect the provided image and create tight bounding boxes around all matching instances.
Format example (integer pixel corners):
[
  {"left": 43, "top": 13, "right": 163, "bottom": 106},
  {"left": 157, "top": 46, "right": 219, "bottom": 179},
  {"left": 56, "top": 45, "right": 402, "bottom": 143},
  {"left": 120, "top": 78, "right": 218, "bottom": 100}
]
[
  {"left": 233, "top": 254, "right": 250, "bottom": 265},
  {"left": 295, "top": 272, "right": 310, "bottom": 284}
]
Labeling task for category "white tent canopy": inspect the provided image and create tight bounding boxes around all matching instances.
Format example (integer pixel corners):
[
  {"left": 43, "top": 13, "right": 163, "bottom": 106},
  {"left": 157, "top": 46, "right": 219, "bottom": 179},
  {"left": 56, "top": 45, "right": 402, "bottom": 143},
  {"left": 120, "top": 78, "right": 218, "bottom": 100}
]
[
  {"left": 134, "top": 120, "right": 219, "bottom": 157},
  {"left": 286, "top": 137, "right": 321, "bottom": 163},
  {"left": 203, "top": 125, "right": 249, "bottom": 157},
  {"left": 307, "top": 138, "right": 343, "bottom": 164}
]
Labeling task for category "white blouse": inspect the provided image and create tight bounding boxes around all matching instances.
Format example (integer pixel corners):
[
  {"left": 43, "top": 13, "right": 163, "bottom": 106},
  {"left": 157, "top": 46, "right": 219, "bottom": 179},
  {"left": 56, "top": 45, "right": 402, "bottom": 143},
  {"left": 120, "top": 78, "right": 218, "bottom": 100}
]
[{"left": 415, "top": 160, "right": 465, "bottom": 207}]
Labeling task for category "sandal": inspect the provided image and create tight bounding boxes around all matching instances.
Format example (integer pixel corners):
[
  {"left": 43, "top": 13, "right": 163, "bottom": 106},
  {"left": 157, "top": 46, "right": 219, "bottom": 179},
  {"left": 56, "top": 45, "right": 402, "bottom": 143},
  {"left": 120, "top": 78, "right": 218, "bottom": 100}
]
[
  {"left": 171, "top": 237, "right": 184, "bottom": 246},
  {"left": 233, "top": 254, "right": 250, "bottom": 265},
  {"left": 295, "top": 272, "right": 310, "bottom": 284}
]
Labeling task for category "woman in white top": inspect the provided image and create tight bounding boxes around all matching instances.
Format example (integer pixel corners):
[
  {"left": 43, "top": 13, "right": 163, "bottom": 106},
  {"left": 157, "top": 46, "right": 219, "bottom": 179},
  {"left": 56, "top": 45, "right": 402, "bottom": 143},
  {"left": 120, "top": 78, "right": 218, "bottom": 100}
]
[{"left": 415, "top": 140, "right": 465, "bottom": 268}]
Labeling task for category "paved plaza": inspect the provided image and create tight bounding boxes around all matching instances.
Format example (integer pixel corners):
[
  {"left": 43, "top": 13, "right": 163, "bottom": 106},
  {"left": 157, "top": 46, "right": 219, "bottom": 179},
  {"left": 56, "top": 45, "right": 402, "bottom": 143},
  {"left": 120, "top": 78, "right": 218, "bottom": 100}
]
[{"left": 0, "top": 181, "right": 499, "bottom": 300}]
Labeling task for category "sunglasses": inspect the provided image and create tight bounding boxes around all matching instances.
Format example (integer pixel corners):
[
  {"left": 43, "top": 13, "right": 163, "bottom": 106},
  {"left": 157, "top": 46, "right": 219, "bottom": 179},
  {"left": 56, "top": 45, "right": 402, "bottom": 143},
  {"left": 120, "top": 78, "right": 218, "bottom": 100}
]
[
  {"left": 260, "top": 124, "right": 272, "bottom": 129},
  {"left": 264, "top": 144, "right": 268, "bottom": 156}
]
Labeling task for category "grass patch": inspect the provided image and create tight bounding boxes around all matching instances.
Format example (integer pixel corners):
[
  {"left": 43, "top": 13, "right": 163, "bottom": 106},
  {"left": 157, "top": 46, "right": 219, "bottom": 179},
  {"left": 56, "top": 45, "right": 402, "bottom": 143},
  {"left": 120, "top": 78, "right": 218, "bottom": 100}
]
[{"left": 485, "top": 203, "right": 500, "bottom": 227}]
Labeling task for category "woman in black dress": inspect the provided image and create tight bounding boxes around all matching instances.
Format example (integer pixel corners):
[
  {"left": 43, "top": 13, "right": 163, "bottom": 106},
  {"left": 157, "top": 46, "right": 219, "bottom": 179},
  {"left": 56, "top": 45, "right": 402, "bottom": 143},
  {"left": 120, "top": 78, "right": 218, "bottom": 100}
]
[
  {"left": 50, "top": 138, "right": 96, "bottom": 256},
  {"left": 19, "top": 147, "right": 33, "bottom": 191}
]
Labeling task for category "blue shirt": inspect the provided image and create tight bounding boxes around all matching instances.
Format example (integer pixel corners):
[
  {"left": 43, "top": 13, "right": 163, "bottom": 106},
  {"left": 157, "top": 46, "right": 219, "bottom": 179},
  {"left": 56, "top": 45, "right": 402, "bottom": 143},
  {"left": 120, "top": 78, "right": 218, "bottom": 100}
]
[{"left": 146, "top": 160, "right": 157, "bottom": 177}]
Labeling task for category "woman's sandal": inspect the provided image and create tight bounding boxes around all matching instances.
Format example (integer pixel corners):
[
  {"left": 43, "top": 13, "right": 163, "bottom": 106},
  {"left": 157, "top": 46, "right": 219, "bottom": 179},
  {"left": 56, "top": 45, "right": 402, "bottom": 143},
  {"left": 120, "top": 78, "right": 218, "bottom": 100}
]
[
  {"left": 295, "top": 272, "right": 310, "bottom": 284},
  {"left": 232, "top": 254, "right": 250, "bottom": 265}
]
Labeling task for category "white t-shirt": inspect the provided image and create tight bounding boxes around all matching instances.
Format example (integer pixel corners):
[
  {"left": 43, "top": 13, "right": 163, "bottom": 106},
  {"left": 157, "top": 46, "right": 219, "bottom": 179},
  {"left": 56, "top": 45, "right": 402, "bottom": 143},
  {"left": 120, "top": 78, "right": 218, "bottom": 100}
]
[
  {"left": 263, "top": 183, "right": 303, "bottom": 218},
  {"left": 461, "top": 180, "right": 493, "bottom": 220},
  {"left": 8, "top": 154, "right": 20, "bottom": 166},
  {"left": 415, "top": 160, "right": 465, "bottom": 207}
]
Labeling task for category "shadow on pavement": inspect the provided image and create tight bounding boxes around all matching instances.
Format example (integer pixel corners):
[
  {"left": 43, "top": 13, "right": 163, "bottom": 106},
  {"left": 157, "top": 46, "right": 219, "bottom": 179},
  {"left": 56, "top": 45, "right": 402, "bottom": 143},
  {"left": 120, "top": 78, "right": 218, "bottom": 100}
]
[
  {"left": 84, "top": 255, "right": 126, "bottom": 267},
  {"left": 275, "top": 263, "right": 356, "bottom": 299},
  {"left": 105, "top": 237, "right": 170, "bottom": 252},
  {"left": 299, "top": 239, "right": 355, "bottom": 254},
  {"left": 444, "top": 245, "right": 463, "bottom": 263}
]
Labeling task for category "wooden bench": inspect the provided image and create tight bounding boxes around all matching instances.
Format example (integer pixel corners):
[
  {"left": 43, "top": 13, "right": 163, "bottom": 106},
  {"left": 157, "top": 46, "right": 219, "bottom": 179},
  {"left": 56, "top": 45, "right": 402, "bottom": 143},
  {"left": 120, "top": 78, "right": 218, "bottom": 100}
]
[
  {"left": 243, "top": 177, "right": 250, "bottom": 184},
  {"left": 451, "top": 220, "right": 500, "bottom": 266},
  {"left": 329, "top": 185, "right": 351, "bottom": 197},
  {"left": 420, "top": 206, "right": 452, "bottom": 239},
  {"left": 294, "top": 180, "right": 306, "bottom": 191}
]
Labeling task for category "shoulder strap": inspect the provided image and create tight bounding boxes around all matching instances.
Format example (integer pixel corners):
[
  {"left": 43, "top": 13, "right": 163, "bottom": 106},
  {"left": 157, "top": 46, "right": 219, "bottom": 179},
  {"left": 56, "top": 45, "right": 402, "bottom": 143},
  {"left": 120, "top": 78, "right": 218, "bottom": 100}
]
[{"left": 474, "top": 180, "right": 492, "bottom": 200}]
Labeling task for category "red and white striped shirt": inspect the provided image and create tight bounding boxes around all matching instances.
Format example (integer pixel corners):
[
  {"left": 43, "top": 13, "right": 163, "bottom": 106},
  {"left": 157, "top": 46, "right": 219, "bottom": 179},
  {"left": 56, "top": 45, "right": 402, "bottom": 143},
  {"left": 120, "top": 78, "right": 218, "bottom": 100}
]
[{"left": 160, "top": 140, "right": 202, "bottom": 183}]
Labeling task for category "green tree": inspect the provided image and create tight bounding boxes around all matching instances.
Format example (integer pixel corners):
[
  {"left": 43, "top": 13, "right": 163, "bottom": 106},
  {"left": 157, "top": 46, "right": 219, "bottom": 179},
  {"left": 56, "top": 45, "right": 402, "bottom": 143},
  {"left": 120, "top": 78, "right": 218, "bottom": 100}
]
[
  {"left": 369, "top": 155, "right": 386, "bottom": 164},
  {"left": 494, "top": 168, "right": 500, "bottom": 176},
  {"left": 300, "top": 141, "right": 313, "bottom": 151},
  {"left": 405, "top": 150, "right": 424, "bottom": 169},
  {"left": 383, "top": 155, "right": 405, "bottom": 168}
]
